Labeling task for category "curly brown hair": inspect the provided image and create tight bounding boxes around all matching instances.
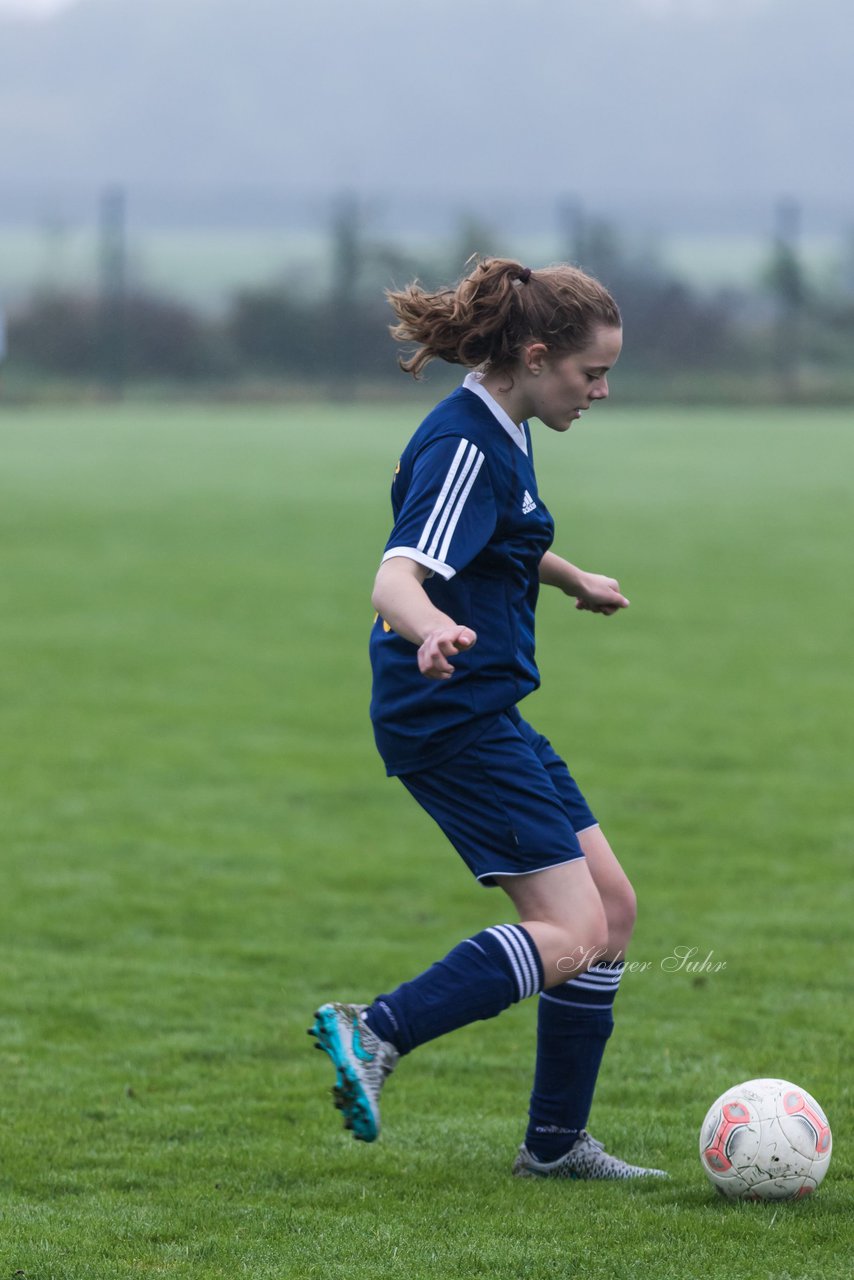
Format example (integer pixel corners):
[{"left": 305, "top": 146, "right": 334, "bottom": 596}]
[{"left": 386, "top": 257, "right": 621, "bottom": 379}]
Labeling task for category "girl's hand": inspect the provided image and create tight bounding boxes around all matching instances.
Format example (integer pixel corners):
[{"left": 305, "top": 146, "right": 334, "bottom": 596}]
[
  {"left": 573, "top": 572, "right": 630, "bottom": 616},
  {"left": 417, "top": 626, "right": 477, "bottom": 679}
]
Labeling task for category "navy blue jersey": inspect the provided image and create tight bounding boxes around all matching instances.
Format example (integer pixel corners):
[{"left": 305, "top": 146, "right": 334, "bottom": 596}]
[{"left": 370, "top": 378, "right": 555, "bottom": 775}]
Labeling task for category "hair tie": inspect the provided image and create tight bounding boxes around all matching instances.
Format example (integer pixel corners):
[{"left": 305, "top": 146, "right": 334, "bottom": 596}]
[{"left": 518, "top": 267, "right": 532, "bottom": 284}]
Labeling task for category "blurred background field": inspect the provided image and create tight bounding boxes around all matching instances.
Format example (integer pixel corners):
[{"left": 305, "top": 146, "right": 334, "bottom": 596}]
[
  {"left": 0, "top": 401, "right": 851, "bottom": 1277},
  {"left": 1, "top": 223, "right": 849, "bottom": 308},
  {"left": 3, "top": 208, "right": 854, "bottom": 405},
  {"left": 3, "top": 0, "right": 854, "bottom": 405}
]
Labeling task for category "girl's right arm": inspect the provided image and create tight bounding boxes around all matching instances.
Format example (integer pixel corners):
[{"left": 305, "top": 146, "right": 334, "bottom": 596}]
[{"left": 371, "top": 557, "right": 477, "bottom": 680}]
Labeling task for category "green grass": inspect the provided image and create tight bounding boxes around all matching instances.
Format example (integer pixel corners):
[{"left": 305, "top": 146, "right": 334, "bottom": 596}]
[{"left": 0, "top": 400, "right": 851, "bottom": 1278}]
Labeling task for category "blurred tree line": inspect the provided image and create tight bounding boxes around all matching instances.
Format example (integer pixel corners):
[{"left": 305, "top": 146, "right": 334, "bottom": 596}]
[{"left": 4, "top": 196, "right": 854, "bottom": 402}]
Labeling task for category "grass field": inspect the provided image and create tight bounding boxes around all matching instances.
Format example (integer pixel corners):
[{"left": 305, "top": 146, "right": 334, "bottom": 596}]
[{"left": 0, "top": 399, "right": 851, "bottom": 1278}]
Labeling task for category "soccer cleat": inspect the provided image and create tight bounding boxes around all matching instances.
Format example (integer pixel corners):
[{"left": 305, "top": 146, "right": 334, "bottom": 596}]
[
  {"left": 307, "top": 1002, "right": 399, "bottom": 1143},
  {"left": 512, "top": 1130, "right": 669, "bottom": 1180}
]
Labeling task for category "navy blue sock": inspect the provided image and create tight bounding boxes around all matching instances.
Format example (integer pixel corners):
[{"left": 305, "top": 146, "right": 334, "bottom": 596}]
[
  {"left": 363, "top": 925, "right": 543, "bottom": 1056},
  {"left": 525, "top": 961, "right": 624, "bottom": 1162}
]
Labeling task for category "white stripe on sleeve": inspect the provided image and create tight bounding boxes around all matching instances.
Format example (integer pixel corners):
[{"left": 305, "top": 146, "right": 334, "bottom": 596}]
[
  {"left": 437, "top": 450, "right": 485, "bottom": 563},
  {"left": 380, "top": 547, "right": 457, "bottom": 580},
  {"left": 416, "top": 440, "right": 485, "bottom": 565},
  {"left": 417, "top": 439, "right": 470, "bottom": 554},
  {"left": 424, "top": 443, "right": 480, "bottom": 559}
]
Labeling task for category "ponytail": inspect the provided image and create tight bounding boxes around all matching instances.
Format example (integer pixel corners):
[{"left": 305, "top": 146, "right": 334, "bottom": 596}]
[{"left": 386, "top": 257, "right": 620, "bottom": 378}]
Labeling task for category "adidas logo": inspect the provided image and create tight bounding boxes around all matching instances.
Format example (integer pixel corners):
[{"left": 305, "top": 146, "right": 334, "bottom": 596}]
[{"left": 522, "top": 490, "right": 537, "bottom": 514}]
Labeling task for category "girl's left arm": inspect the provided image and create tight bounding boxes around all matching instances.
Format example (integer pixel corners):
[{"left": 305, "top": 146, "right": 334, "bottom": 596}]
[{"left": 539, "top": 550, "right": 630, "bottom": 616}]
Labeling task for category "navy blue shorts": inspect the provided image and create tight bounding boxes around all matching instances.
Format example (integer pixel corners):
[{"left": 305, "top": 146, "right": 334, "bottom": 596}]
[{"left": 399, "top": 709, "right": 596, "bottom": 887}]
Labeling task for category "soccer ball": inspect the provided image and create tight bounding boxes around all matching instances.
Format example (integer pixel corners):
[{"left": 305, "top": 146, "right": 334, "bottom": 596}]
[{"left": 699, "top": 1078, "right": 831, "bottom": 1200}]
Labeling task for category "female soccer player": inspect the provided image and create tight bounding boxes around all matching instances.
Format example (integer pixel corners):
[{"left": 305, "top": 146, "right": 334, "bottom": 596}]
[{"left": 309, "top": 258, "right": 666, "bottom": 1179}]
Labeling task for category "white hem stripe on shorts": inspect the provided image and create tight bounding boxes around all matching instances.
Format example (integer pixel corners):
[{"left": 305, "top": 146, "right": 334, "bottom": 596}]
[{"left": 474, "top": 856, "right": 582, "bottom": 883}]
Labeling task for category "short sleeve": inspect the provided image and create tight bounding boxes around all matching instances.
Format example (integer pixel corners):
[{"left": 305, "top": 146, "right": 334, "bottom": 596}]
[{"left": 382, "top": 436, "right": 497, "bottom": 580}]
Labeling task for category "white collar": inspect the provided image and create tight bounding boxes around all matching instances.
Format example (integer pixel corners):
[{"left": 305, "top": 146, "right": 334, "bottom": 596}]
[{"left": 462, "top": 371, "right": 528, "bottom": 455}]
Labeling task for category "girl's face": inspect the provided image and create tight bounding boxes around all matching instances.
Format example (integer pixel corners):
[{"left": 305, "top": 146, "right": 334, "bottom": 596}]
[{"left": 526, "top": 325, "right": 623, "bottom": 433}]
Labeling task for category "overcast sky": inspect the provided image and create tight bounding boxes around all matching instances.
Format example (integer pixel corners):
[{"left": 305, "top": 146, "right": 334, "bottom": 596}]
[
  {"left": 1, "top": 0, "right": 848, "bottom": 234},
  {"left": 0, "top": 0, "right": 75, "bottom": 13},
  {"left": 0, "top": 0, "right": 775, "bottom": 14}
]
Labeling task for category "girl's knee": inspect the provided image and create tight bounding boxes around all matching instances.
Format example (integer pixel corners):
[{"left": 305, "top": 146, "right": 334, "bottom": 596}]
[{"left": 553, "top": 917, "right": 609, "bottom": 981}]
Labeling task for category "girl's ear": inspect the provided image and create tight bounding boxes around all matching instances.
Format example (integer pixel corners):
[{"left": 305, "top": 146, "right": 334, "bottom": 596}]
[{"left": 522, "top": 342, "right": 549, "bottom": 376}]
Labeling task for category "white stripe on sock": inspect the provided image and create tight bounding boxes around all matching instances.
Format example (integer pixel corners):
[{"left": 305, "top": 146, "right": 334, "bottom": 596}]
[
  {"left": 488, "top": 924, "right": 539, "bottom": 1000},
  {"left": 486, "top": 926, "right": 526, "bottom": 999},
  {"left": 567, "top": 964, "right": 624, "bottom": 989},
  {"left": 539, "top": 991, "right": 603, "bottom": 1010},
  {"left": 498, "top": 925, "right": 537, "bottom": 999},
  {"left": 569, "top": 972, "right": 623, "bottom": 990},
  {"left": 514, "top": 928, "right": 542, "bottom": 997}
]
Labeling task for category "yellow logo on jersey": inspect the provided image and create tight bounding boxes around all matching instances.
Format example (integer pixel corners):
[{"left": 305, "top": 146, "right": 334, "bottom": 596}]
[{"left": 372, "top": 611, "right": 393, "bottom": 634}]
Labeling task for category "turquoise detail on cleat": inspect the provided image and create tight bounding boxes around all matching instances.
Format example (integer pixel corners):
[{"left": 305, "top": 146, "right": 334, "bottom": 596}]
[
  {"left": 309, "top": 1002, "right": 399, "bottom": 1143},
  {"left": 351, "top": 1018, "right": 376, "bottom": 1063}
]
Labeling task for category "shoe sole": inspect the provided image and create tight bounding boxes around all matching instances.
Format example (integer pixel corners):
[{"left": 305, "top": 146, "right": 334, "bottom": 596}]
[
  {"left": 512, "top": 1163, "right": 579, "bottom": 1179},
  {"left": 513, "top": 1144, "right": 668, "bottom": 1179},
  {"left": 513, "top": 1158, "right": 669, "bottom": 1180},
  {"left": 308, "top": 1006, "right": 379, "bottom": 1143}
]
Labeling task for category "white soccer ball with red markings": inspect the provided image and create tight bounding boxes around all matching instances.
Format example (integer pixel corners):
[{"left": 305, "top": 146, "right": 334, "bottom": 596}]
[{"left": 699, "top": 1078, "right": 832, "bottom": 1200}]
